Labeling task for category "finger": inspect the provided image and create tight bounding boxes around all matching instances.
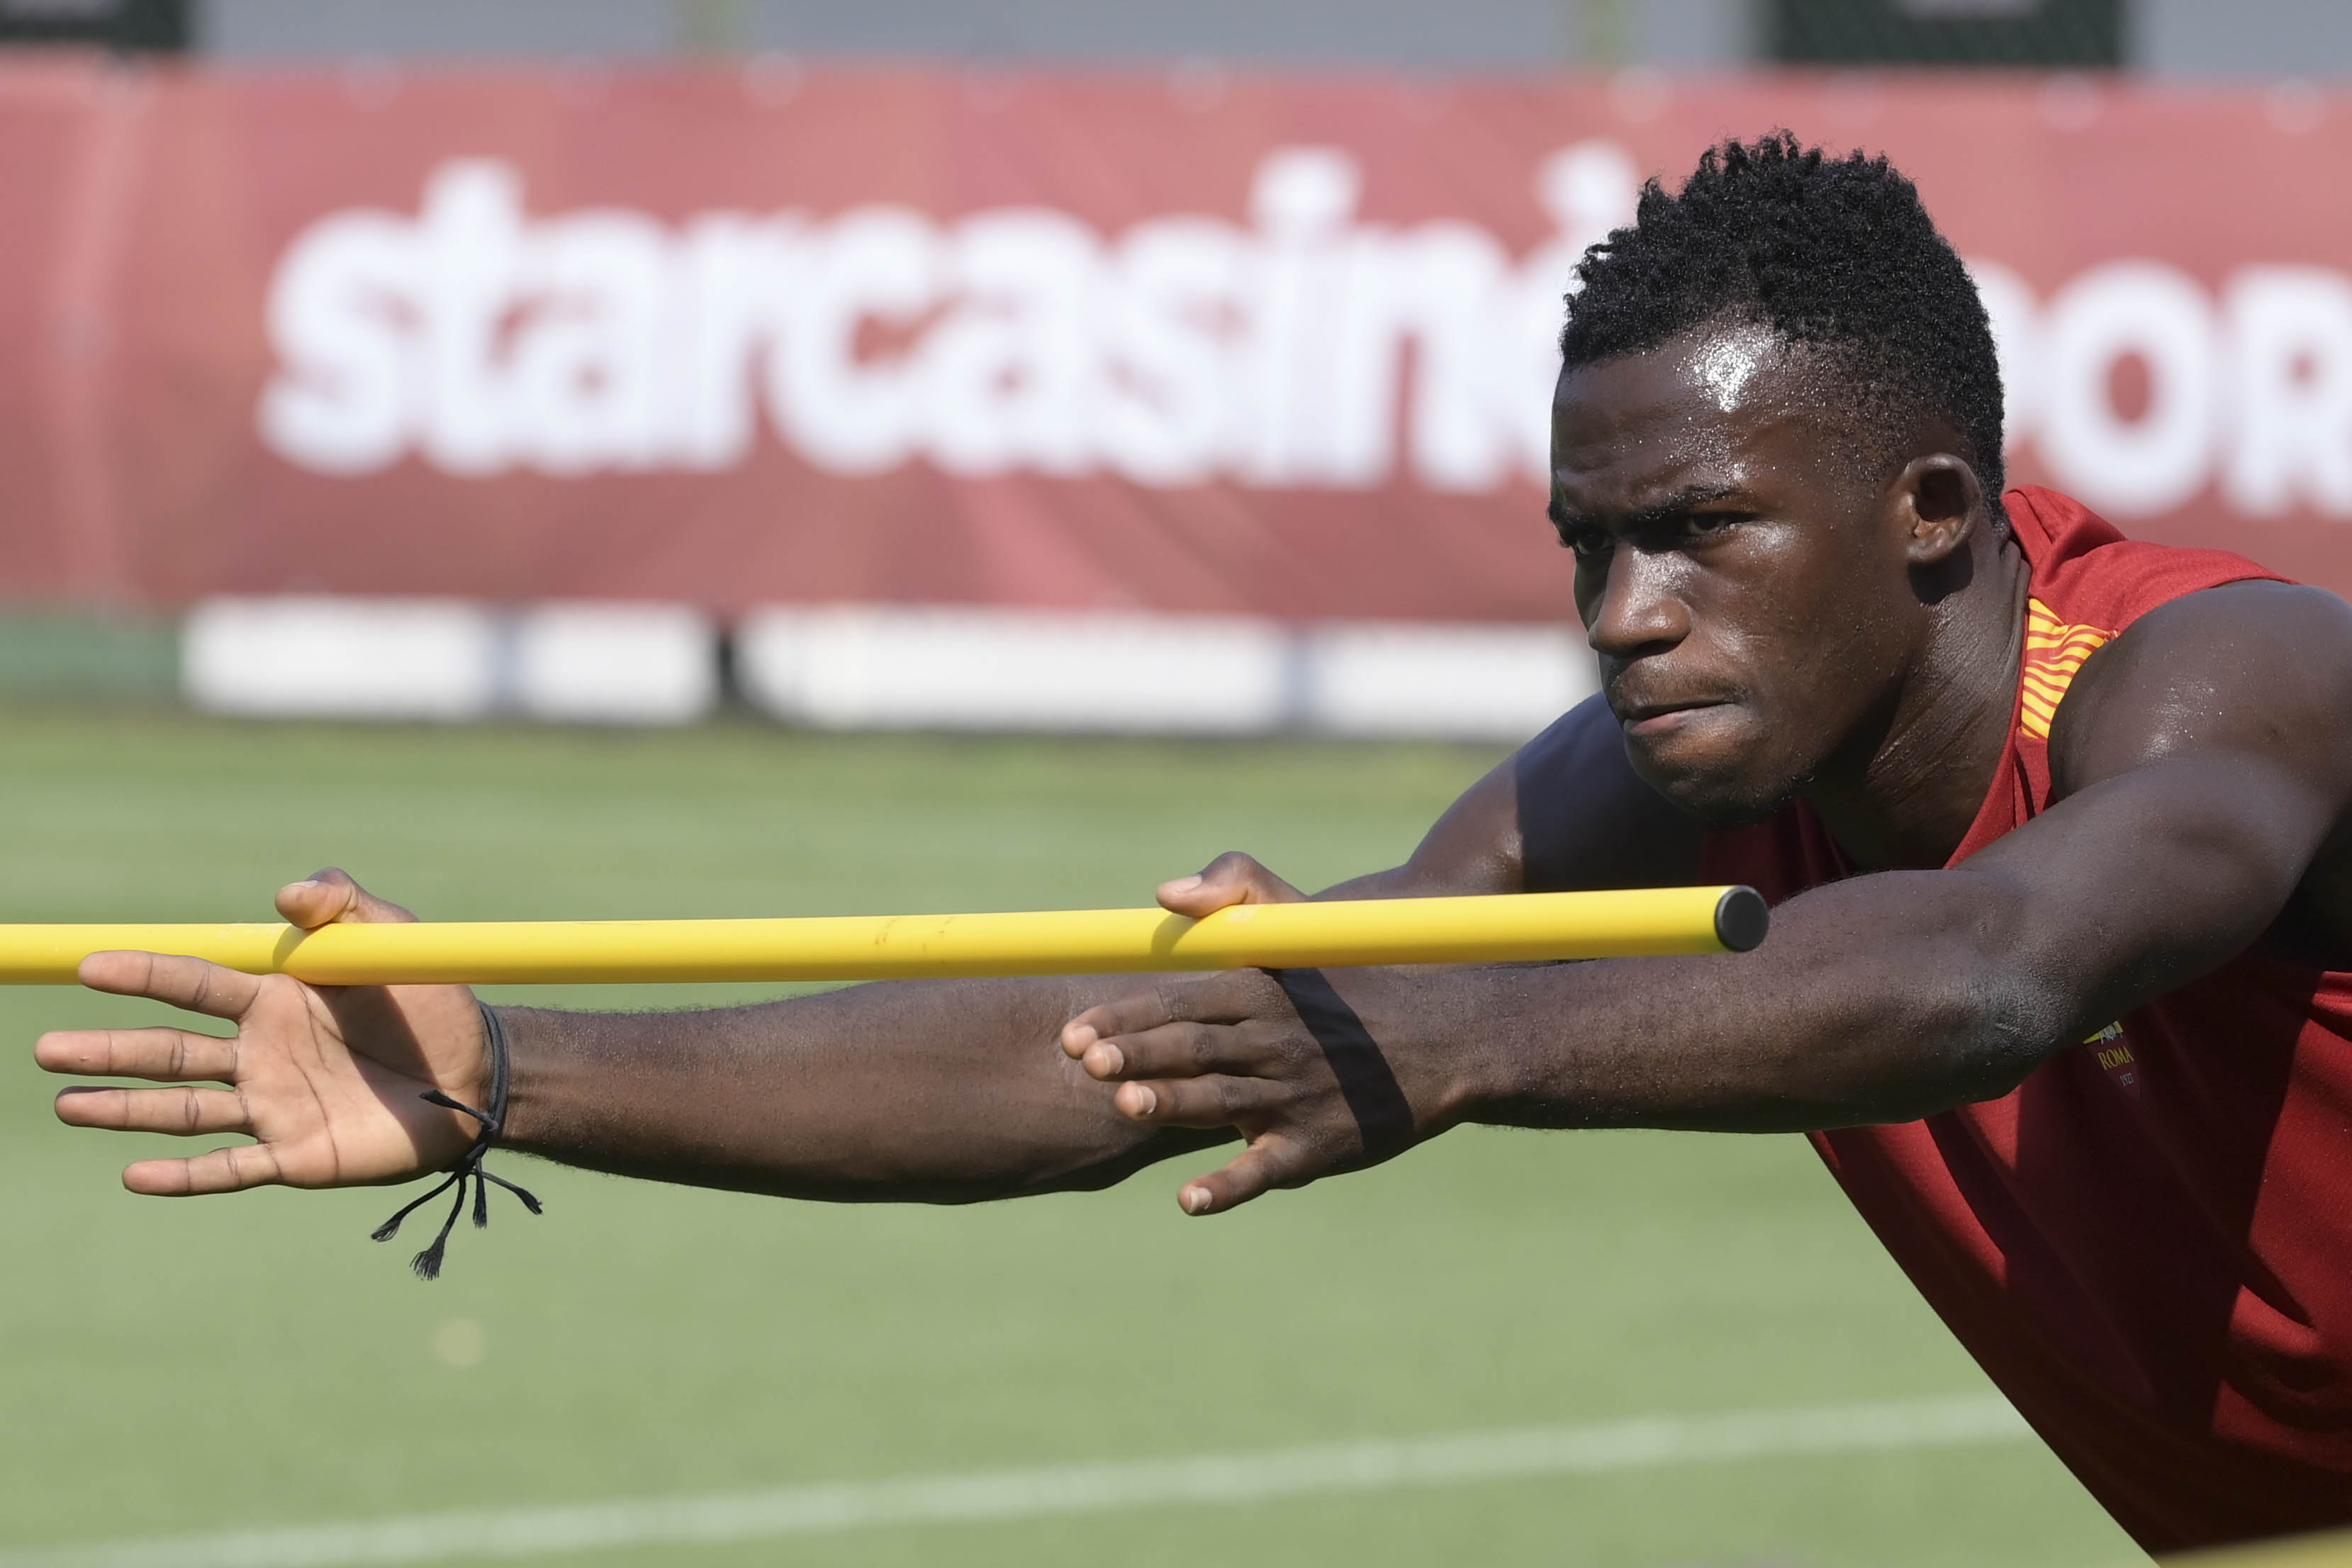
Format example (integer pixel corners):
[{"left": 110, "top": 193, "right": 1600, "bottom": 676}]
[
  {"left": 1157, "top": 851, "right": 1306, "bottom": 917},
  {"left": 35, "top": 1026, "right": 236, "bottom": 1082},
  {"left": 1074, "top": 1020, "right": 1263, "bottom": 1082},
  {"left": 123, "top": 1143, "right": 284, "bottom": 1197},
  {"left": 1060, "top": 973, "right": 1267, "bottom": 1058},
  {"left": 1175, "top": 1133, "right": 1319, "bottom": 1216},
  {"left": 1112, "top": 1074, "right": 1279, "bottom": 1129},
  {"left": 55, "top": 1085, "right": 250, "bottom": 1137},
  {"left": 276, "top": 866, "right": 419, "bottom": 931},
  {"left": 76, "top": 951, "right": 264, "bottom": 1021}
]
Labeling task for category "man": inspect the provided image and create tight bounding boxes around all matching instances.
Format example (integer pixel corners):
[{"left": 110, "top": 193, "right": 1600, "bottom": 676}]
[{"left": 35, "top": 134, "right": 2352, "bottom": 1552}]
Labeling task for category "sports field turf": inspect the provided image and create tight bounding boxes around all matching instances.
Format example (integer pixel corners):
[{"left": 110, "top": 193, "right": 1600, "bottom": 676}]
[{"left": 0, "top": 711, "right": 2143, "bottom": 1567}]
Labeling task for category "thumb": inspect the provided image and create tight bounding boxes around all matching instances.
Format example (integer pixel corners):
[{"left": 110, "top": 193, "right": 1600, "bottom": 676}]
[
  {"left": 276, "top": 866, "right": 420, "bottom": 930},
  {"left": 1158, "top": 851, "right": 1306, "bottom": 918},
  {"left": 1174, "top": 1129, "right": 1316, "bottom": 1216}
]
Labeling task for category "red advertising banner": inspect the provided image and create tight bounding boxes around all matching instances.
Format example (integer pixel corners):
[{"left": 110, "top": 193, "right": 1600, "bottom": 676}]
[{"left": 4, "top": 57, "right": 2351, "bottom": 619}]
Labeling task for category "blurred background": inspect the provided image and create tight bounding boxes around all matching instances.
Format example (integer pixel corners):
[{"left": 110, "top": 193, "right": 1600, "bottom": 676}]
[{"left": 2, "top": 4, "right": 2348, "bottom": 1567}]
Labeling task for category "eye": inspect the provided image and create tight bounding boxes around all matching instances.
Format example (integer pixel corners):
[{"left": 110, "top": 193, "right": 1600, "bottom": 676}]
[
  {"left": 1558, "top": 525, "right": 1612, "bottom": 560},
  {"left": 1684, "top": 511, "right": 1742, "bottom": 539}
]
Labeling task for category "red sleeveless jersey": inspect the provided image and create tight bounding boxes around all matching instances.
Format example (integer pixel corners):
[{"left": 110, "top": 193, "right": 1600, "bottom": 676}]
[{"left": 1698, "top": 486, "right": 2352, "bottom": 1550}]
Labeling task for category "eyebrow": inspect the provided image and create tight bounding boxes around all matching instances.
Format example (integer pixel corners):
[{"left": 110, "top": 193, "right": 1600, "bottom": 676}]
[{"left": 1547, "top": 483, "right": 1746, "bottom": 536}]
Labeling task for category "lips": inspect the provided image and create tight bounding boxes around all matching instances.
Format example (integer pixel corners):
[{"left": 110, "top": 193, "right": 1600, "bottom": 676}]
[{"left": 1613, "top": 698, "right": 1731, "bottom": 737}]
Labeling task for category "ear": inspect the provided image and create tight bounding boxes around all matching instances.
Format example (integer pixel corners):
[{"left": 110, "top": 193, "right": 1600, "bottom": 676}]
[{"left": 1891, "top": 454, "right": 1987, "bottom": 567}]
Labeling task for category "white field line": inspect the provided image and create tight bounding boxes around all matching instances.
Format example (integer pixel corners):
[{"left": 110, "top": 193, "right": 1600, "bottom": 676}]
[{"left": 0, "top": 1394, "right": 2027, "bottom": 1568}]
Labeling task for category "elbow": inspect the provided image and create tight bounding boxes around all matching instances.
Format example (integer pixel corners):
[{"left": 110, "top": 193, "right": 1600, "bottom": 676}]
[
  {"left": 1946, "top": 983, "right": 2063, "bottom": 1105},
  {"left": 1848, "top": 948, "right": 2073, "bottom": 1125}
]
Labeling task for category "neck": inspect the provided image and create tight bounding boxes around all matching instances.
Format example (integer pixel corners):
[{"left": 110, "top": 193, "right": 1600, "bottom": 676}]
[{"left": 1803, "top": 539, "right": 2032, "bottom": 871}]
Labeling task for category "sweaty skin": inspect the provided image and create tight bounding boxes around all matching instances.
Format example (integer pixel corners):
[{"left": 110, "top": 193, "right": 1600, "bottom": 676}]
[{"left": 36, "top": 320, "right": 2352, "bottom": 1221}]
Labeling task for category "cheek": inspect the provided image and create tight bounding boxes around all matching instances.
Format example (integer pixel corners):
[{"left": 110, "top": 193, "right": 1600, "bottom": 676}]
[{"left": 1698, "top": 548, "right": 1907, "bottom": 726}]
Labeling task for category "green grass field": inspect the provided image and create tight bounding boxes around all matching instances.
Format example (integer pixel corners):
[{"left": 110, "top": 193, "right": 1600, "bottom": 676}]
[{"left": 0, "top": 711, "right": 2143, "bottom": 1567}]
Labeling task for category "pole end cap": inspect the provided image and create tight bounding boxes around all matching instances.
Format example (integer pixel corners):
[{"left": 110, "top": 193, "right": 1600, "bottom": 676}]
[{"left": 1713, "top": 886, "right": 1769, "bottom": 953}]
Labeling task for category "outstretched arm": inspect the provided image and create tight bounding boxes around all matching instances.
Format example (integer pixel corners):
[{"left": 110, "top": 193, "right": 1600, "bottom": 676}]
[
  {"left": 25, "top": 686, "right": 1759, "bottom": 1209},
  {"left": 34, "top": 708, "right": 1628, "bottom": 1205},
  {"left": 1066, "top": 581, "right": 2352, "bottom": 1214}
]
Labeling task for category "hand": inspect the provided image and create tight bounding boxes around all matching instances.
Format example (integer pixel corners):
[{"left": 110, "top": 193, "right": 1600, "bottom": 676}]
[
  {"left": 35, "top": 869, "right": 488, "bottom": 1195},
  {"left": 1060, "top": 852, "right": 1467, "bottom": 1216}
]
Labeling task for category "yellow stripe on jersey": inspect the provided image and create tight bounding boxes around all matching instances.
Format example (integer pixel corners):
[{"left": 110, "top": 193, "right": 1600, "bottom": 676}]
[{"left": 2018, "top": 598, "right": 2115, "bottom": 740}]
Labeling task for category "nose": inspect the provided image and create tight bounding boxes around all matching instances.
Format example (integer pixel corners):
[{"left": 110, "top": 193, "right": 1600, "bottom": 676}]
[{"left": 1581, "top": 547, "right": 1689, "bottom": 660}]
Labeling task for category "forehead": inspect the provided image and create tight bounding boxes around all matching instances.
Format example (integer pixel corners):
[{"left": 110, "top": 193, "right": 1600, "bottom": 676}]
[{"left": 1551, "top": 323, "right": 1836, "bottom": 508}]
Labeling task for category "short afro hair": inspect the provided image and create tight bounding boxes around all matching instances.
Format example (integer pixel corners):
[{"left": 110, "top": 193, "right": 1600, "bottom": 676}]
[{"left": 1561, "top": 132, "right": 2005, "bottom": 494}]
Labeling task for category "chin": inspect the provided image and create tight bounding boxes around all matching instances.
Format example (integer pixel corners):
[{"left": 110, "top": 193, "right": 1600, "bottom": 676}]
[
  {"left": 1625, "top": 734, "right": 1810, "bottom": 829},
  {"left": 1659, "top": 780, "right": 1805, "bottom": 831}
]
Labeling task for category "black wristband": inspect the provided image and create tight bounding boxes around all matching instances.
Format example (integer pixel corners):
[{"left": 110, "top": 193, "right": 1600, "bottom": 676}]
[{"left": 369, "top": 1002, "right": 544, "bottom": 1279}]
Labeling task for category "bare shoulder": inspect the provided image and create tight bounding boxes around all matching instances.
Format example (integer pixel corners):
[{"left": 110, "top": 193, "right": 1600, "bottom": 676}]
[
  {"left": 1373, "top": 695, "right": 1702, "bottom": 897},
  {"left": 1504, "top": 695, "right": 1706, "bottom": 893},
  {"left": 2052, "top": 581, "right": 2352, "bottom": 794}
]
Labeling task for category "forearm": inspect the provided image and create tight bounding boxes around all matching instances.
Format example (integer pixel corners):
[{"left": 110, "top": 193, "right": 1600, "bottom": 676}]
[
  {"left": 497, "top": 975, "right": 1226, "bottom": 1202},
  {"left": 1454, "top": 870, "right": 2068, "bottom": 1133}
]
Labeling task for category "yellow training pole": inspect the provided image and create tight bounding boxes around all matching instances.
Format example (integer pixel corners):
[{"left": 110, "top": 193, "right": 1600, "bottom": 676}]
[{"left": 0, "top": 886, "right": 1764, "bottom": 986}]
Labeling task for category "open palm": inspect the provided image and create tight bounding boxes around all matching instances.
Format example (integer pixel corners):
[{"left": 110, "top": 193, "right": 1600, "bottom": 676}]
[{"left": 35, "top": 870, "right": 486, "bottom": 1195}]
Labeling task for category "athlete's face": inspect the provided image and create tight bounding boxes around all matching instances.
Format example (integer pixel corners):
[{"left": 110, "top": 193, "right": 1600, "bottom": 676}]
[{"left": 1551, "top": 323, "right": 1930, "bottom": 825}]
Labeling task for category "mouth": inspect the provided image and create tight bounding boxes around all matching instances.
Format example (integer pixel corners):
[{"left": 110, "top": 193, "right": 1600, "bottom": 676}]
[{"left": 1615, "top": 698, "right": 1730, "bottom": 737}]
